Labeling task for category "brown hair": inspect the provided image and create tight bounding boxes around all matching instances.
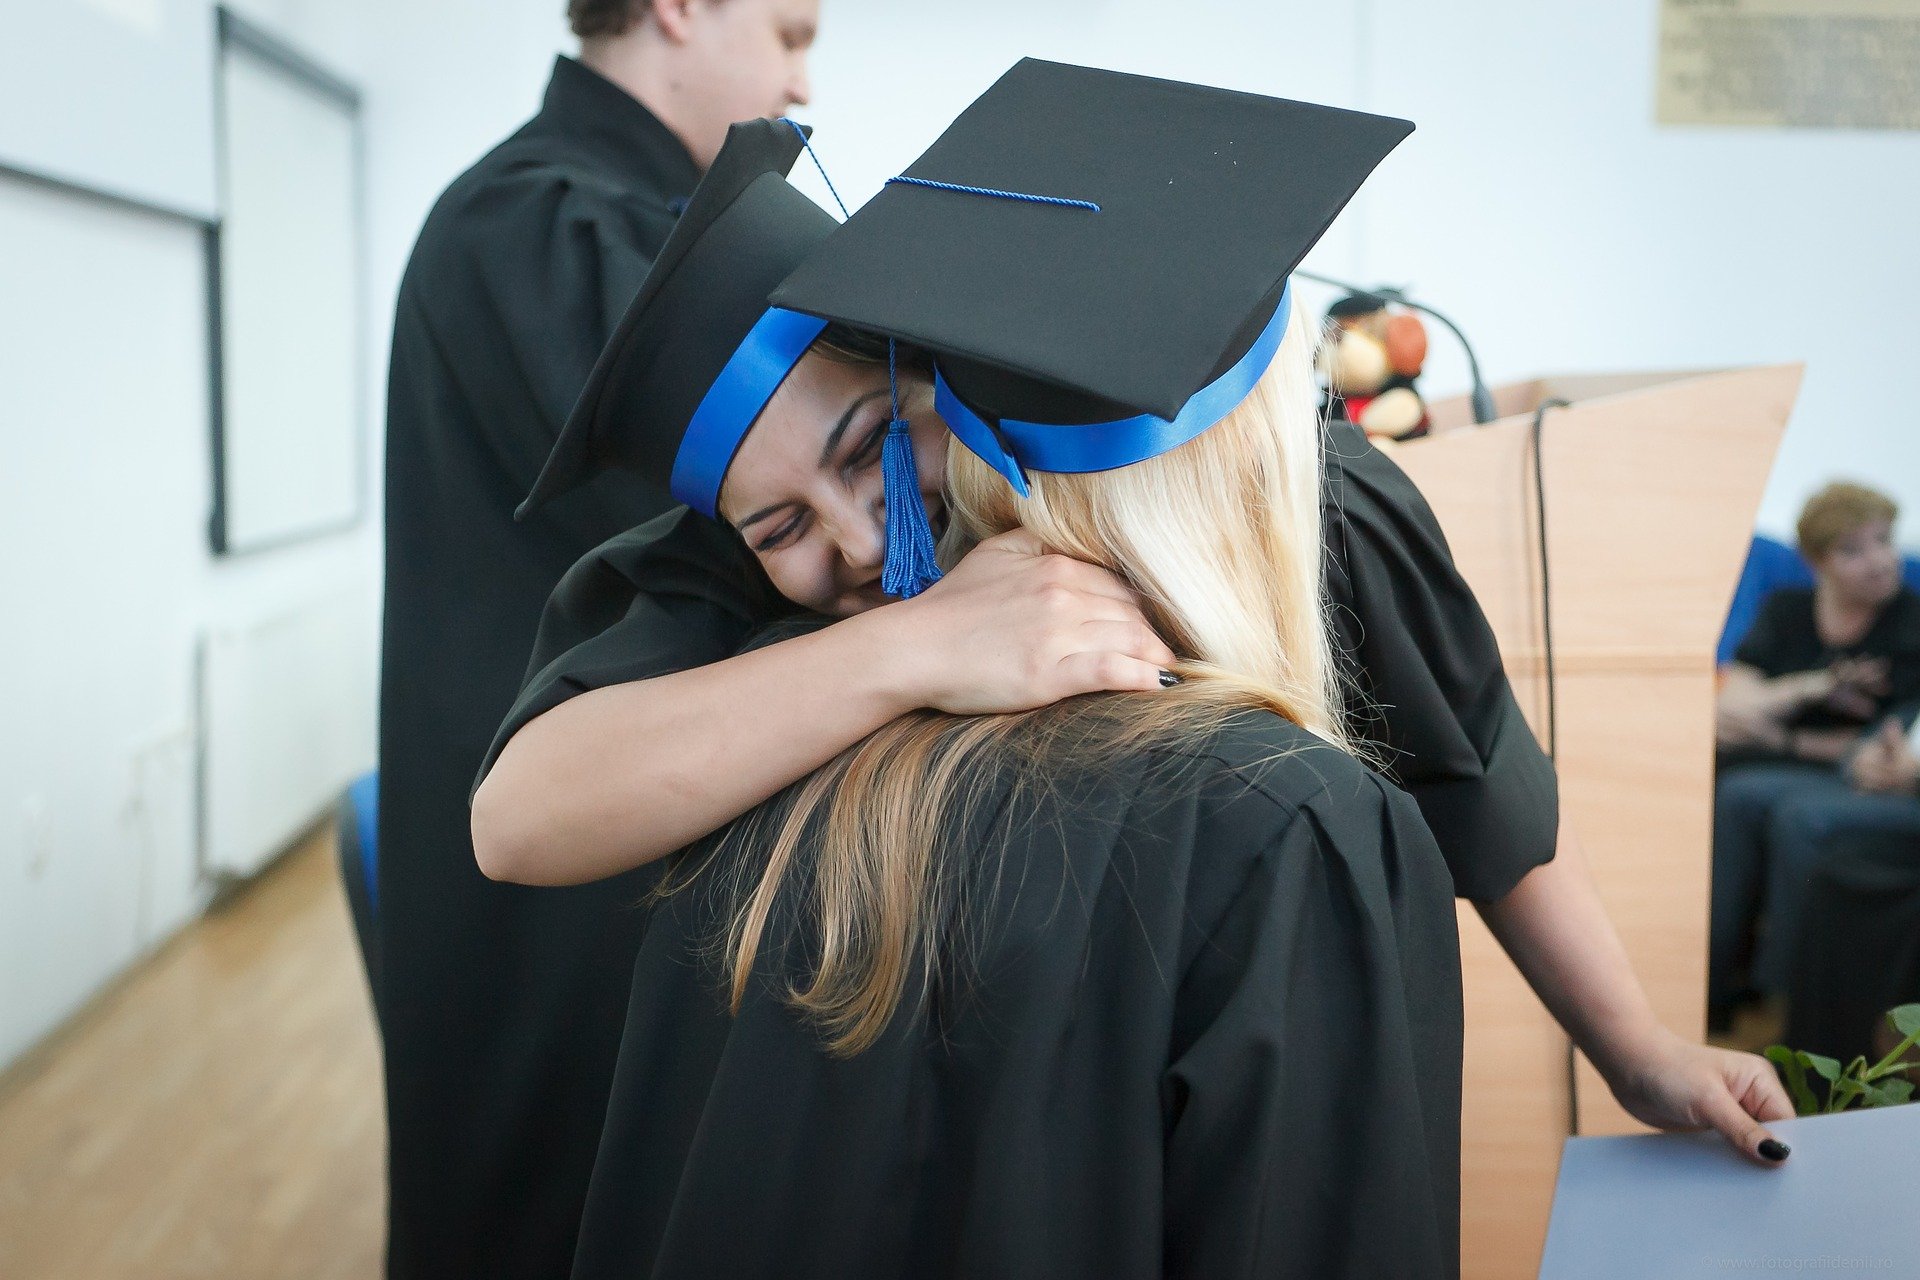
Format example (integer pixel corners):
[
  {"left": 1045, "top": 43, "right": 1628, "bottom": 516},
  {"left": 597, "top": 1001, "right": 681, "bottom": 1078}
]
[
  {"left": 568, "top": 0, "right": 648, "bottom": 40},
  {"left": 1797, "top": 481, "right": 1898, "bottom": 561}
]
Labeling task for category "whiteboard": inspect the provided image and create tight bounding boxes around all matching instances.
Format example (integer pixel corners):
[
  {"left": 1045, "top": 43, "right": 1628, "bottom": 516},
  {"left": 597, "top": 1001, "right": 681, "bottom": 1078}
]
[
  {"left": 0, "top": 0, "right": 218, "bottom": 220},
  {"left": 211, "top": 12, "right": 364, "bottom": 553}
]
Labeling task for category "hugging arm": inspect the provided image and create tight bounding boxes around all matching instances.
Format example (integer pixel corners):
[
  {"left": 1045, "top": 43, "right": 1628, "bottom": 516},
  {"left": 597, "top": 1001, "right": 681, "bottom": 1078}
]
[{"left": 472, "top": 529, "right": 1178, "bottom": 885}]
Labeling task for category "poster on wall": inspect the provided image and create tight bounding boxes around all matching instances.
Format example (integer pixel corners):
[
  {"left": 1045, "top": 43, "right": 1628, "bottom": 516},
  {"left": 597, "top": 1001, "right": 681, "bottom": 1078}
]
[{"left": 1657, "top": 0, "right": 1920, "bottom": 130}]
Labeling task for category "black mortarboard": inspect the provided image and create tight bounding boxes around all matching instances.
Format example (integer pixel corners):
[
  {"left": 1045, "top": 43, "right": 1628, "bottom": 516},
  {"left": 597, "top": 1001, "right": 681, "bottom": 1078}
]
[
  {"left": 770, "top": 59, "right": 1413, "bottom": 495},
  {"left": 519, "top": 117, "right": 837, "bottom": 519}
]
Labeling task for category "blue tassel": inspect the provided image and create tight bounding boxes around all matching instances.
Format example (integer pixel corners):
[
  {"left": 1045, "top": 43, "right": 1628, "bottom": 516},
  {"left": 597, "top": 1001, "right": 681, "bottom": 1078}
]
[
  {"left": 881, "top": 421, "right": 943, "bottom": 598},
  {"left": 879, "top": 339, "right": 944, "bottom": 599}
]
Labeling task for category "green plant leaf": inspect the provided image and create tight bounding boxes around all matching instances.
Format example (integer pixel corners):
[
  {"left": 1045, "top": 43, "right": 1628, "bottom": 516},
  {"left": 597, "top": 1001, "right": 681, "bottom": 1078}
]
[
  {"left": 1765, "top": 1044, "right": 1820, "bottom": 1117},
  {"left": 1860, "top": 1077, "right": 1914, "bottom": 1109},
  {"left": 1827, "top": 1076, "right": 1865, "bottom": 1114},
  {"left": 1805, "top": 1052, "right": 1843, "bottom": 1083},
  {"left": 1891, "top": 1004, "right": 1920, "bottom": 1038}
]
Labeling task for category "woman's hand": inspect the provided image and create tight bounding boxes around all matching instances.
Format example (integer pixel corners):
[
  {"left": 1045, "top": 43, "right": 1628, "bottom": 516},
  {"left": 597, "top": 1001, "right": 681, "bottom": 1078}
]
[
  {"left": 879, "top": 529, "right": 1180, "bottom": 715},
  {"left": 1821, "top": 656, "right": 1890, "bottom": 720},
  {"left": 1714, "top": 699, "right": 1787, "bottom": 752},
  {"left": 1849, "top": 717, "right": 1919, "bottom": 795},
  {"left": 1598, "top": 1026, "right": 1795, "bottom": 1165}
]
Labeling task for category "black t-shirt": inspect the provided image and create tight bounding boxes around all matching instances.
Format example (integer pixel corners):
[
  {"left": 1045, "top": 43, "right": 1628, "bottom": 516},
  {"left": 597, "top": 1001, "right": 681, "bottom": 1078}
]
[{"left": 1733, "top": 584, "right": 1920, "bottom": 730}]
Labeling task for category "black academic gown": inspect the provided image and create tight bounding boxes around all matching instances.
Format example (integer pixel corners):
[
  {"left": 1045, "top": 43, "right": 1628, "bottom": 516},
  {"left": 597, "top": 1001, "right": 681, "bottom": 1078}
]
[
  {"left": 472, "top": 420, "right": 1553, "bottom": 1278},
  {"left": 378, "top": 56, "right": 699, "bottom": 1279},
  {"left": 572, "top": 710, "right": 1462, "bottom": 1280}
]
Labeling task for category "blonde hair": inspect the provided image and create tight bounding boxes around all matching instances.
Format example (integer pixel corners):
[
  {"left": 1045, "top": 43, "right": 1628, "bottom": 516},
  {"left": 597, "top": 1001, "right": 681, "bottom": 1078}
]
[
  {"left": 1797, "top": 481, "right": 1898, "bottom": 562},
  {"left": 707, "top": 292, "right": 1353, "bottom": 1054}
]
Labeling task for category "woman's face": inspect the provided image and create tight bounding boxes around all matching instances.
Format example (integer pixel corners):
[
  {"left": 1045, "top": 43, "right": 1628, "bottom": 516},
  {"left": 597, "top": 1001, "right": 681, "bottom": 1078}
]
[
  {"left": 1814, "top": 518, "right": 1902, "bottom": 609},
  {"left": 719, "top": 351, "right": 949, "bottom": 617}
]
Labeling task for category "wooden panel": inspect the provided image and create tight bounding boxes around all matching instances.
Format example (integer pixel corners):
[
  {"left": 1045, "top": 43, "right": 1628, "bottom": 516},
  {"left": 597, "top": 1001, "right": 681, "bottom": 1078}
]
[
  {"left": 1390, "top": 365, "right": 1799, "bottom": 1276},
  {"left": 1457, "top": 903, "right": 1568, "bottom": 1280}
]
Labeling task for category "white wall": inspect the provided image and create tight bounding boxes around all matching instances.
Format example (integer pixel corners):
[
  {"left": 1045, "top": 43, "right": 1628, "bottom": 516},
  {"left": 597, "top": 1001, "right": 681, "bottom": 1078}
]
[
  {"left": 0, "top": 0, "right": 588, "bottom": 1074},
  {"left": 0, "top": 167, "right": 379, "bottom": 1069}
]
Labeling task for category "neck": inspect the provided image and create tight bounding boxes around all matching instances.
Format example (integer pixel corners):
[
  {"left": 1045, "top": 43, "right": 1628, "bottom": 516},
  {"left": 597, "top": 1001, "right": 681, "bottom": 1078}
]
[
  {"left": 1813, "top": 578, "right": 1876, "bottom": 644},
  {"left": 578, "top": 33, "right": 710, "bottom": 170}
]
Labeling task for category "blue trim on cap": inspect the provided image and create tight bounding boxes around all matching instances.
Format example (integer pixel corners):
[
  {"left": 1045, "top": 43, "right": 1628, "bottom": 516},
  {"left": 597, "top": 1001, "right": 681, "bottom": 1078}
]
[
  {"left": 932, "top": 280, "right": 1294, "bottom": 494},
  {"left": 670, "top": 307, "right": 829, "bottom": 517}
]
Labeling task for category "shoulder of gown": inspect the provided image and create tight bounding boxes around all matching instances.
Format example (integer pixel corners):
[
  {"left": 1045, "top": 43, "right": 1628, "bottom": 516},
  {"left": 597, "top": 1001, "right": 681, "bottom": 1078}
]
[
  {"left": 1095, "top": 709, "right": 1468, "bottom": 1278},
  {"left": 473, "top": 507, "right": 789, "bottom": 795},
  {"left": 1322, "top": 419, "right": 1560, "bottom": 902}
]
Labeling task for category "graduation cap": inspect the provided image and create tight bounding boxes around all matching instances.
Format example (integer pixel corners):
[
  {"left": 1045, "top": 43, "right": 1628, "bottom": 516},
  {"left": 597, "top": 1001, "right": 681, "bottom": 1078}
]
[
  {"left": 770, "top": 59, "right": 1414, "bottom": 500},
  {"left": 519, "top": 117, "right": 838, "bottom": 519}
]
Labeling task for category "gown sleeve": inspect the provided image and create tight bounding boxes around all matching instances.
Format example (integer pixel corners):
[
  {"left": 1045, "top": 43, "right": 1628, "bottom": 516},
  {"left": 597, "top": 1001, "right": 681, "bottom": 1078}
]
[
  {"left": 446, "top": 165, "right": 668, "bottom": 496},
  {"left": 472, "top": 507, "right": 786, "bottom": 794},
  {"left": 1324, "top": 421, "right": 1560, "bottom": 903},
  {"left": 1161, "top": 773, "right": 1462, "bottom": 1280}
]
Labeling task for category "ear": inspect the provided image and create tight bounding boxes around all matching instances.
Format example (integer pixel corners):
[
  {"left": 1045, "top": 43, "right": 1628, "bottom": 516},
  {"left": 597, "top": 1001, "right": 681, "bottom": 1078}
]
[{"left": 647, "top": 0, "right": 700, "bottom": 43}]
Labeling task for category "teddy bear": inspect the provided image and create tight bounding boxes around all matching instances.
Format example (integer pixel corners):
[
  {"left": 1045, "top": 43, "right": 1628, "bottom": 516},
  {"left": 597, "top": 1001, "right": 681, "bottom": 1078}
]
[{"left": 1318, "top": 290, "right": 1431, "bottom": 442}]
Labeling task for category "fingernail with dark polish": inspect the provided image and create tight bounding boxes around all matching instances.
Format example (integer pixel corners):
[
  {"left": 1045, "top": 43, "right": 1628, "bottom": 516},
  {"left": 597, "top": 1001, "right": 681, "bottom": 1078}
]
[
  {"left": 1159, "top": 670, "right": 1182, "bottom": 688},
  {"left": 1758, "top": 1138, "right": 1790, "bottom": 1162}
]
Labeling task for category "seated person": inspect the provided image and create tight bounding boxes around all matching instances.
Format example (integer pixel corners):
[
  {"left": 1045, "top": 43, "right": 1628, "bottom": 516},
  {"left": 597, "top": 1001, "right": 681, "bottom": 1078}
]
[{"left": 1710, "top": 481, "right": 1920, "bottom": 1024}]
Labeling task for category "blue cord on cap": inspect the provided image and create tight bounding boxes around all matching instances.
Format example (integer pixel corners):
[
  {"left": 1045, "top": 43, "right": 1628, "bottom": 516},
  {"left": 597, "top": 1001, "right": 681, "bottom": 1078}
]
[
  {"left": 781, "top": 118, "right": 850, "bottom": 218},
  {"left": 885, "top": 175, "right": 1100, "bottom": 212}
]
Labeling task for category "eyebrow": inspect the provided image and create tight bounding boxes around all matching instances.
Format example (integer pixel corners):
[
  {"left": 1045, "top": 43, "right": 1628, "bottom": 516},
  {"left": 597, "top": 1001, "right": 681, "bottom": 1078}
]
[{"left": 732, "top": 386, "right": 891, "bottom": 533}]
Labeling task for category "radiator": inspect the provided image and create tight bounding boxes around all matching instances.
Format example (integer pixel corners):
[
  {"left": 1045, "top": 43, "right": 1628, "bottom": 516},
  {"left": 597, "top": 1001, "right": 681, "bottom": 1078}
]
[{"left": 198, "top": 588, "right": 375, "bottom": 878}]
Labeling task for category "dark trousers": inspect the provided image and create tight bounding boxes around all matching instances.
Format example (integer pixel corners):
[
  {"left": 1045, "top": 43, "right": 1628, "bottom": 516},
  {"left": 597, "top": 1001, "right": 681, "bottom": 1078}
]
[{"left": 1711, "top": 762, "right": 1920, "bottom": 1010}]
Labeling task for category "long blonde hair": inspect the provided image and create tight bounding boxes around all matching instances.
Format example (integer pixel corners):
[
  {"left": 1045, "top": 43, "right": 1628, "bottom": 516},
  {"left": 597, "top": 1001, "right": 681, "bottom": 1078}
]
[{"left": 711, "top": 292, "right": 1351, "bottom": 1055}]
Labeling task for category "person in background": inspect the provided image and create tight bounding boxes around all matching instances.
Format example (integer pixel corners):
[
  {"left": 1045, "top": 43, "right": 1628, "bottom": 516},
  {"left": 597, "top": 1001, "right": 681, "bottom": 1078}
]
[
  {"left": 376, "top": 3, "right": 817, "bottom": 1276},
  {"left": 1709, "top": 481, "right": 1920, "bottom": 1028}
]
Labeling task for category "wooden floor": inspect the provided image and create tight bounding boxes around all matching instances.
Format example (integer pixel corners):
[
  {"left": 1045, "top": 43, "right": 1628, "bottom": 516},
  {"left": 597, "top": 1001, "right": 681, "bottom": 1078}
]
[{"left": 0, "top": 826, "right": 385, "bottom": 1279}]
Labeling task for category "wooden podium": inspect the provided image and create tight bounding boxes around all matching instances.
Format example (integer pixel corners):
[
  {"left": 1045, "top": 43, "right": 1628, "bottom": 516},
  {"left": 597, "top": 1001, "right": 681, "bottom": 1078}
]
[{"left": 1386, "top": 366, "right": 1802, "bottom": 1279}]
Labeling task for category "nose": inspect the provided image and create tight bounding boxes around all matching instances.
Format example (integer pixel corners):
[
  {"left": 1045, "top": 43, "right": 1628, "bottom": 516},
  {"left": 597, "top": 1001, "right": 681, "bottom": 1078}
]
[
  {"left": 788, "top": 62, "right": 812, "bottom": 109},
  {"left": 830, "top": 496, "right": 884, "bottom": 577}
]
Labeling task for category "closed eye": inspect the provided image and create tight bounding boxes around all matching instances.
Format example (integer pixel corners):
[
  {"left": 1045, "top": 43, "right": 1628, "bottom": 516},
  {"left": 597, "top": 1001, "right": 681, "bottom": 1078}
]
[
  {"left": 753, "top": 509, "right": 809, "bottom": 553},
  {"left": 845, "top": 420, "right": 887, "bottom": 470}
]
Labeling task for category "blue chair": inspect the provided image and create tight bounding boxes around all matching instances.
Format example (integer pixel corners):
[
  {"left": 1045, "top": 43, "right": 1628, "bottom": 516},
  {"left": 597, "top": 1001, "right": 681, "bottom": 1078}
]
[
  {"left": 1717, "top": 535, "right": 1920, "bottom": 665},
  {"left": 336, "top": 770, "right": 381, "bottom": 1013}
]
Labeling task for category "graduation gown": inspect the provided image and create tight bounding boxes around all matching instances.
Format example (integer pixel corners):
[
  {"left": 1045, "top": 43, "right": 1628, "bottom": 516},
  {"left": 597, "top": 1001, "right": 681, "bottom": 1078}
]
[
  {"left": 378, "top": 55, "right": 698, "bottom": 1279},
  {"left": 472, "top": 421, "right": 1554, "bottom": 1276},
  {"left": 483, "top": 420, "right": 1559, "bottom": 906},
  {"left": 570, "top": 710, "right": 1463, "bottom": 1280}
]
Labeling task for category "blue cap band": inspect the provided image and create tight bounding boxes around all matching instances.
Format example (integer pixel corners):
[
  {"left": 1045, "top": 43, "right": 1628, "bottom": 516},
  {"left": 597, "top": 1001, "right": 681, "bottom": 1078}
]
[
  {"left": 670, "top": 306, "right": 829, "bottom": 517},
  {"left": 932, "top": 280, "right": 1294, "bottom": 497}
]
